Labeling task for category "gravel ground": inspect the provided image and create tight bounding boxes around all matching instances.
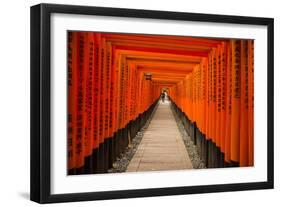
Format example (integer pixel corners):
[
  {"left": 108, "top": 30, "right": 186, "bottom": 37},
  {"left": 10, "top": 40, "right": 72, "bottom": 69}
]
[
  {"left": 171, "top": 106, "right": 206, "bottom": 169},
  {"left": 108, "top": 102, "right": 159, "bottom": 173}
]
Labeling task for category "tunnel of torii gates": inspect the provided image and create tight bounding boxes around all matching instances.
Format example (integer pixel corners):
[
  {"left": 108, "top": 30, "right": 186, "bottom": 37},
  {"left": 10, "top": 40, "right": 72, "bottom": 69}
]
[{"left": 67, "top": 31, "right": 254, "bottom": 175}]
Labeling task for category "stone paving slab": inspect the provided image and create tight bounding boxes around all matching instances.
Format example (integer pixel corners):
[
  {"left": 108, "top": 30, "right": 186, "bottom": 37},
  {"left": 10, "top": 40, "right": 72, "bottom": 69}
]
[{"left": 126, "top": 100, "right": 193, "bottom": 172}]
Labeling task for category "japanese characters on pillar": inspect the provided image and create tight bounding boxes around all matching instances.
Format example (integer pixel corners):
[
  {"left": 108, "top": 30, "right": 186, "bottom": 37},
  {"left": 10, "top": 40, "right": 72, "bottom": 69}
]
[
  {"left": 75, "top": 32, "right": 85, "bottom": 169},
  {"left": 230, "top": 40, "right": 241, "bottom": 163},
  {"left": 82, "top": 33, "right": 93, "bottom": 162},
  {"left": 67, "top": 32, "right": 76, "bottom": 171}
]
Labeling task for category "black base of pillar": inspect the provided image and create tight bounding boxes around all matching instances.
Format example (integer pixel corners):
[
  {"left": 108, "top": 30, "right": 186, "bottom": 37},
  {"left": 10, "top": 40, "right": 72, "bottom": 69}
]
[
  {"left": 104, "top": 138, "right": 110, "bottom": 171},
  {"left": 83, "top": 154, "right": 92, "bottom": 174},
  {"left": 98, "top": 142, "right": 105, "bottom": 173},
  {"left": 68, "top": 168, "right": 75, "bottom": 175},
  {"left": 108, "top": 136, "right": 114, "bottom": 168},
  {"left": 76, "top": 166, "right": 84, "bottom": 174},
  {"left": 92, "top": 147, "right": 99, "bottom": 173}
]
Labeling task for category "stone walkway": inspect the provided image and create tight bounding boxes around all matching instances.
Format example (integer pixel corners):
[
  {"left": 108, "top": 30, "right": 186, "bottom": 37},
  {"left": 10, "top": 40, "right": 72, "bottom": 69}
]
[{"left": 126, "top": 100, "right": 193, "bottom": 172}]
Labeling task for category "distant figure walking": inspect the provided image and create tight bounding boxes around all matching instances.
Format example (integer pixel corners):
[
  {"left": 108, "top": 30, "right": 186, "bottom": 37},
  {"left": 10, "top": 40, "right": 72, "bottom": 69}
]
[
  {"left": 164, "top": 91, "right": 169, "bottom": 101},
  {"left": 161, "top": 92, "right": 165, "bottom": 103}
]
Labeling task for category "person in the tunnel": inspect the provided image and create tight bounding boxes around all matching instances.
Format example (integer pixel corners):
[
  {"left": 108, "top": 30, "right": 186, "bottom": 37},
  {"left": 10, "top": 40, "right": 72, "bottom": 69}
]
[
  {"left": 161, "top": 92, "right": 165, "bottom": 102},
  {"left": 164, "top": 91, "right": 168, "bottom": 101}
]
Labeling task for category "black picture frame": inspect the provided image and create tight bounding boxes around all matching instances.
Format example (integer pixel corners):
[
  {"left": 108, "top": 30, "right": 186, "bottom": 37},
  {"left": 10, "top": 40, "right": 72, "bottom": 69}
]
[{"left": 30, "top": 3, "right": 274, "bottom": 204}]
